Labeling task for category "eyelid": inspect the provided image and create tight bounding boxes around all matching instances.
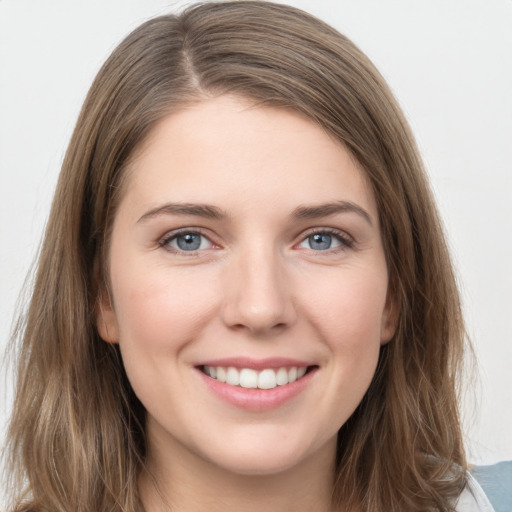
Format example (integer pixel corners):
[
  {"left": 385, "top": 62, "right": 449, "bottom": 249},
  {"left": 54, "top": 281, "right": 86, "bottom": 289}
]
[
  {"left": 158, "top": 227, "right": 219, "bottom": 254},
  {"left": 295, "top": 227, "right": 355, "bottom": 251},
  {"left": 157, "top": 226, "right": 355, "bottom": 255}
]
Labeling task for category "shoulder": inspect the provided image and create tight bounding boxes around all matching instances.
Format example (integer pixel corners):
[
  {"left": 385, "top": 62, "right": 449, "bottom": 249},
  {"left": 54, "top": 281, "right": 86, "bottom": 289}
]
[
  {"left": 469, "top": 461, "right": 512, "bottom": 512},
  {"left": 454, "top": 472, "right": 495, "bottom": 512}
]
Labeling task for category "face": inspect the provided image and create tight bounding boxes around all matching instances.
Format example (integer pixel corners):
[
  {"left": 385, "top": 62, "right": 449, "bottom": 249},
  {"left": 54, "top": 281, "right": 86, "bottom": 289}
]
[{"left": 98, "top": 95, "right": 396, "bottom": 478}]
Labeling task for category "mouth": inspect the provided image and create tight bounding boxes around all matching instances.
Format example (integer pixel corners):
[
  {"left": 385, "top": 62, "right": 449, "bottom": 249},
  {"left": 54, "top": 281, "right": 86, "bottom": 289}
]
[
  {"left": 195, "top": 359, "right": 318, "bottom": 411},
  {"left": 199, "top": 365, "right": 316, "bottom": 390}
]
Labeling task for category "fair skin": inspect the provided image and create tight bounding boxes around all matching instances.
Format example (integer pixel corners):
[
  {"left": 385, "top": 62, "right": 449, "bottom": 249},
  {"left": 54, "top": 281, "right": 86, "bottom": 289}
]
[{"left": 98, "top": 95, "right": 396, "bottom": 512}]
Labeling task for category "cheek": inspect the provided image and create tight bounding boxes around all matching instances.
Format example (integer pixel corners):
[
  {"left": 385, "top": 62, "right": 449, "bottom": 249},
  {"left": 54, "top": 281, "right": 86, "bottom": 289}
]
[
  {"left": 110, "top": 262, "right": 218, "bottom": 354},
  {"left": 109, "top": 263, "right": 220, "bottom": 413},
  {"left": 295, "top": 270, "right": 387, "bottom": 437},
  {"left": 304, "top": 269, "right": 389, "bottom": 351}
]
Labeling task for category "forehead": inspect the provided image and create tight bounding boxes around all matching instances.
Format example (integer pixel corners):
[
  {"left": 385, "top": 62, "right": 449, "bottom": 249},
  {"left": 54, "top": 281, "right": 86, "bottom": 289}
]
[{"left": 120, "top": 95, "right": 377, "bottom": 220}]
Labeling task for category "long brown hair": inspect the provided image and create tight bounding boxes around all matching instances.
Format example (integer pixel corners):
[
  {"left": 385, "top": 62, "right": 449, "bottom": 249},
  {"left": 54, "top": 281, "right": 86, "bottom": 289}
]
[{"left": 4, "top": 2, "right": 468, "bottom": 510}]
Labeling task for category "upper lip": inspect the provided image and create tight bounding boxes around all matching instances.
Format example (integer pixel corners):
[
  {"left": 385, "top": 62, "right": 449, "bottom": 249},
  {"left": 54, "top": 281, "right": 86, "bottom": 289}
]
[{"left": 194, "top": 357, "right": 314, "bottom": 371}]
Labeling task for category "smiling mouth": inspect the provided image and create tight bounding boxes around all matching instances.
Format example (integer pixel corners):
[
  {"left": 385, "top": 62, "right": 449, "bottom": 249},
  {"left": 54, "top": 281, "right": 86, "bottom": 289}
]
[{"left": 200, "top": 365, "right": 316, "bottom": 390}]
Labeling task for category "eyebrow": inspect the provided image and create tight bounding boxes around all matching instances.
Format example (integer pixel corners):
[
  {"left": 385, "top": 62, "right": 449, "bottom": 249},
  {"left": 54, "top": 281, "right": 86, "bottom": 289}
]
[
  {"left": 292, "top": 201, "right": 373, "bottom": 226},
  {"left": 137, "top": 200, "right": 373, "bottom": 226},
  {"left": 137, "top": 202, "right": 227, "bottom": 223}
]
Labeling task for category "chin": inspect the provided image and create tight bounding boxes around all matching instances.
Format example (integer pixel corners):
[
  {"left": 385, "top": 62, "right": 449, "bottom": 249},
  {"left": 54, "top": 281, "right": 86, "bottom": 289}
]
[
  {"left": 209, "top": 451, "right": 305, "bottom": 477},
  {"left": 200, "top": 431, "right": 332, "bottom": 478}
]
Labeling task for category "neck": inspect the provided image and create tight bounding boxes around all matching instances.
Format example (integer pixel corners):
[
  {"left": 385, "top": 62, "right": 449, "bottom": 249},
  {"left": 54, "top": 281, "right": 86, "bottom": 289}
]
[{"left": 139, "top": 434, "right": 336, "bottom": 512}]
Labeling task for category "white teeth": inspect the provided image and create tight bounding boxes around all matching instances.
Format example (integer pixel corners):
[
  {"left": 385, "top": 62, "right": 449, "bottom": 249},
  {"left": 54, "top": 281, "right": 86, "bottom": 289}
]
[
  {"left": 216, "top": 366, "right": 226, "bottom": 383},
  {"left": 203, "top": 365, "right": 309, "bottom": 389},
  {"left": 239, "top": 369, "right": 258, "bottom": 388},
  {"left": 276, "top": 367, "right": 288, "bottom": 385},
  {"left": 226, "top": 367, "right": 240, "bottom": 386},
  {"left": 258, "top": 369, "right": 277, "bottom": 389}
]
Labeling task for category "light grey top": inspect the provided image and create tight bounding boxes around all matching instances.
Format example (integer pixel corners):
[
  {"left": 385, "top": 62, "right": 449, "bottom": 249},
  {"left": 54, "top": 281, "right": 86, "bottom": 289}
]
[{"left": 455, "top": 473, "right": 496, "bottom": 512}]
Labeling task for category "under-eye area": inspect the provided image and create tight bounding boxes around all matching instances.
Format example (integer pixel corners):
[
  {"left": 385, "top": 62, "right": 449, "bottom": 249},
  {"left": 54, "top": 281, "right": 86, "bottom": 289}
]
[{"left": 199, "top": 365, "right": 319, "bottom": 390}]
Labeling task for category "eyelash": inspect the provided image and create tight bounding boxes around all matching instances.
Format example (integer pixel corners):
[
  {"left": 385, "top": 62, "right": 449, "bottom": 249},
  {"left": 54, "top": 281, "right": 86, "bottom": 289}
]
[
  {"left": 298, "top": 228, "right": 355, "bottom": 252},
  {"left": 158, "top": 227, "right": 355, "bottom": 255},
  {"left": 159, "top": 228, "right": 214, "bottom": 255}
]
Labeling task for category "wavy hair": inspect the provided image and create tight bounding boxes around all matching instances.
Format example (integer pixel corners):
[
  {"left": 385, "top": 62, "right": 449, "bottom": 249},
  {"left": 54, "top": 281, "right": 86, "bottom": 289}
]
[{"left": 4, "top": 2, "right": 468, "bottom": 510}]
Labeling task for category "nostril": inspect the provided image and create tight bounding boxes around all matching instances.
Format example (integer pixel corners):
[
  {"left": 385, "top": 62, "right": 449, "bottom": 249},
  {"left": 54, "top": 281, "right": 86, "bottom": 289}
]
[
  {"left": 229, "top": 320, "right": 288, "bottom": 336},
  {"left": 220, "top": 272, "right": 297, "bottom": 334}
]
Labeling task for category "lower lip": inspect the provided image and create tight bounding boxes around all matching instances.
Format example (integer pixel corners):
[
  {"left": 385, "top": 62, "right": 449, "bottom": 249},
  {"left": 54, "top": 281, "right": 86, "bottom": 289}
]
[{"left": 196, "top": 368, "right": 317, "bottom": 412}]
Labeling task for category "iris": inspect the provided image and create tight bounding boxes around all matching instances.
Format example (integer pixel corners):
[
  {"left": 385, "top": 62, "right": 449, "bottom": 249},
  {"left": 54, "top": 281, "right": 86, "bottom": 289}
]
[{"left": 308, "top": 233, "right": 333, "bottom": 250}]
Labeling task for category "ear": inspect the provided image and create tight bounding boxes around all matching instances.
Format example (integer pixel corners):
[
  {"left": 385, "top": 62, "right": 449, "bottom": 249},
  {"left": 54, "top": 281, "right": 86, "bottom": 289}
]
[
  {"left": 96, "top": 285, "right": 119, "bottom": 344},
  {"left": 380, "top": 288, "right": 398, "bottom": 345}
]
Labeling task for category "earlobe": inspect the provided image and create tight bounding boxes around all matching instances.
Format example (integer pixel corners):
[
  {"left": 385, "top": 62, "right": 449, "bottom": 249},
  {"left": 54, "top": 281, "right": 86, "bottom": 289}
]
[
  {"left": 96, "top": 286, "right": 119, "bottom": 344},
  {"left": 380, "top": 291, "right": 399, "bottom": 345}
]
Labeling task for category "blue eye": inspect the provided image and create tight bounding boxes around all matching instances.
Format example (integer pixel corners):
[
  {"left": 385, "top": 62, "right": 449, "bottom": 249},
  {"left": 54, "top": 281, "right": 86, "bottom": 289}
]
[
  {"left": 164, "top": 231, "right": 213, "bottom": 252},
  {"left": 298, "top": 230, "right": 351, "bottom": 251},
  {"left": 308, "top": 233, "right": 335, "bottom": 250}
]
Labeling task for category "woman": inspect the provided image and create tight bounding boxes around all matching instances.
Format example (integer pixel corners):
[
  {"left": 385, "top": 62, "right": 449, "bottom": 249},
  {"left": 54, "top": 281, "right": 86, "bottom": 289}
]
[{"left": 3, "top": 2, "right": 494, "bottom": 511}]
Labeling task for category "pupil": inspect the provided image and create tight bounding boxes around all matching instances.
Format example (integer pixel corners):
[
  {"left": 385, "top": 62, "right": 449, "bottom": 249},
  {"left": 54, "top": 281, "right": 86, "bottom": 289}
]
[
  {"left": 177, "top": 233, "right": 201, "bottom": 251},
  {"left": 310, "top": 233, "right": 331, "bottom": 250}
]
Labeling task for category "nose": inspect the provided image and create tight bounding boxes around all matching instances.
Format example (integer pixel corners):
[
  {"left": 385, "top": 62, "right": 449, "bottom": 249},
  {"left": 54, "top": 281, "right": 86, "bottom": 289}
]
[{"left": 221, "top": 246, "right": 297, "bottom": 336}]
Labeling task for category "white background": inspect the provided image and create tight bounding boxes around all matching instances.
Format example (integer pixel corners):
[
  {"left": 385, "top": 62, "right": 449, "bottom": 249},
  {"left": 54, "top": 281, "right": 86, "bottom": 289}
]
[{"left": 1, "top": 0, "right": 511, "bottom": 468}]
